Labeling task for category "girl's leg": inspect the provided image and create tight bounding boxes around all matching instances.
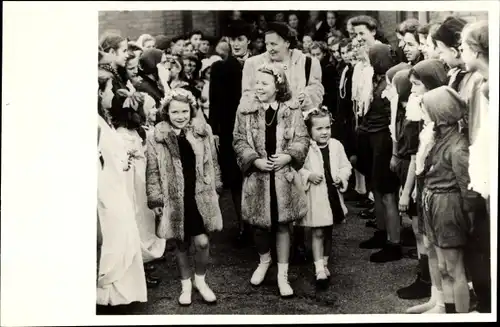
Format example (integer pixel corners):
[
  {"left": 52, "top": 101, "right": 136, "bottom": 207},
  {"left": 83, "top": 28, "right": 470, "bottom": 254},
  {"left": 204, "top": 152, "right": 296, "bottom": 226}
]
[
  {"left": 193, "top": 234, "right": 216, "bottom": 303},
  {"left": 175, "top": 239, "right": 193, "bottom": 306},
  {"left": 323, "top": 225, "right": 333, "bottom": 277},
  {"left": 250, "top": 227, "right": 272, "bottom": 286},
  {"left": 311, "top": 228, "right": 327, "bottom": 284},
  {"left": 276, "top": 223, "right": 294, "bottom": 297},
  {"left": 437, "top": 247, "right": 469, "bottom": 313}
]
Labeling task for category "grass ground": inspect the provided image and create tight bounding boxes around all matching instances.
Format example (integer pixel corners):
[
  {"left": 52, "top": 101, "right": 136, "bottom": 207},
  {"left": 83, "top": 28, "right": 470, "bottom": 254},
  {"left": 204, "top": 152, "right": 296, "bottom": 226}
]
[{"left": 105, "top": 190, "right": 425, "bottom": 315}]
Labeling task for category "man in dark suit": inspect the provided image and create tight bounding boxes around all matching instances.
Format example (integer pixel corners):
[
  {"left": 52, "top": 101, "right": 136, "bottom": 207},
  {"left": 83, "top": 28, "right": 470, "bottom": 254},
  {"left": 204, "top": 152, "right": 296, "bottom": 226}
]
[{"left": 209, "top": 21, "right": 253, "bottom": 247}]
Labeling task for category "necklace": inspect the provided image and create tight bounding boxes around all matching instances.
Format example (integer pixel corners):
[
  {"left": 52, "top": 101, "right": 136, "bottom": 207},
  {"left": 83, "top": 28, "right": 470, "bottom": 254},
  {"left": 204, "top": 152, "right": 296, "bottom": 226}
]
[{"left": 265, "top": 107, "right": 278, "bottom": 126}]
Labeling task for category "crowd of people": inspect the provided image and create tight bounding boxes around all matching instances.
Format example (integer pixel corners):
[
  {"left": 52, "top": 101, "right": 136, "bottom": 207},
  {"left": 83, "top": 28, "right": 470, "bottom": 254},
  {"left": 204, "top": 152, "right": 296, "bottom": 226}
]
[{"left": 97, "top": 10, "right": 491, "bottom": 315}]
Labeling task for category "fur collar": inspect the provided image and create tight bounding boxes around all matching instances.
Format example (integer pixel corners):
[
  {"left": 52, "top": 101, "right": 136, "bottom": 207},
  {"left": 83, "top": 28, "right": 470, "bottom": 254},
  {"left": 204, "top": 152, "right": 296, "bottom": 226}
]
[
  {"left": 239, "top": 98, "right": 300, "bottom": 115},
  {"left": 154, "top": 116, "right": 208, "bottom": 143}
]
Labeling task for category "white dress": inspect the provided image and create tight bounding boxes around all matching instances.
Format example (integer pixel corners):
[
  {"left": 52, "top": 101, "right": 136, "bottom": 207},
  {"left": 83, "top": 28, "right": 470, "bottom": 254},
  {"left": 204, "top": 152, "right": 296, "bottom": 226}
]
[
  {"left": 97, "top": 117, "right": 147, "bottom": 305},
  {"left": 116, "top": 127, "right": 166, "bottom": 263},
  {"left": 468, "top": 93, "right": 489, "bottom": 199},
  {"left": 299, "top": 139, "right": 352, "bottom": 227}
]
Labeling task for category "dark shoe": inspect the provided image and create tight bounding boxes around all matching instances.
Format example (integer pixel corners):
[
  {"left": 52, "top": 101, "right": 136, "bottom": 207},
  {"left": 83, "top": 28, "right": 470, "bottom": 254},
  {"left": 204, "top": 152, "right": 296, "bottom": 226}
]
[
  {"left": 401, "top": 227, "right": 417, "bottom": 247},
  {"left": 406, "top": 248, "right": 419, "bottom": 260},
  {"left": 144, "top": 263, "right": 156, "bottom": 273},
  {"left": 359, "top": 230, "right": 387, "bottom": 249},
  {"left": 397, "top": 273, "right": 432, "bottom": 299},
  {"left": 146, "top": 275, "right": 161, "bottom": 288},
  {"left": 356, "top": 198, "right": 374, "bottom": 208},
  {"left": 370, "top": 243, "right": 403, "bottom": 263},
  {"left": 359, "top": 208, "right": 375, "bottom": 220},
  {"left": 234, "top": 229, "right": 251, "bottom": 248},
  {"left": 365, "top": 219, "right": 377, "bottom": 229}
]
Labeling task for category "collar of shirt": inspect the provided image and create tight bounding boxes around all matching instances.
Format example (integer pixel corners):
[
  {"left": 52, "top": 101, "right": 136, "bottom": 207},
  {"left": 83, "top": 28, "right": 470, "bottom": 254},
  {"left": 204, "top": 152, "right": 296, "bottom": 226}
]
[{"left": 262, "top": 101, "right": 279, "bottom": 110}]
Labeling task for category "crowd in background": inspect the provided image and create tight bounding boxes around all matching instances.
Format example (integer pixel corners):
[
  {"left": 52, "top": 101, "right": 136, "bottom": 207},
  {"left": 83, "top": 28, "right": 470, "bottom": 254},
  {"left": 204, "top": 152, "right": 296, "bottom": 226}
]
[{"left": 97, "top": 10, "right": 491, "bottom": 315}]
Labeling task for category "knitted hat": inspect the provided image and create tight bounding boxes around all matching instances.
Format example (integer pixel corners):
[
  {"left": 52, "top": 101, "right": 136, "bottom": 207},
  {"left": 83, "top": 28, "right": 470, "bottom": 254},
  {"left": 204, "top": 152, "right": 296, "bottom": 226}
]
[
  {"left": 422, "top": 85, "right": 466, "bottom": 126},
  {"left": 368, "top": 43, "right": 396, "bottom": 75},
  {"left": 432, "top": 16, "right": 467, "bottom": 49},
  {"left": 139, "top": 48, "right": 164, "bottom": 76},
  {"left": 387, "top": 62, "right": 412, "bottom": 83},
  {"left": 392, "top": 69, "right": 412, "bottom": 102},
  {"left": 226, "top": 20, "right": 253, "bottom": 39},
  {"left": 155, "top": 35, "right": 171, "bottom": 52},
  {"left": 411, "top": 59, "right": 449, "bottom": 90}
]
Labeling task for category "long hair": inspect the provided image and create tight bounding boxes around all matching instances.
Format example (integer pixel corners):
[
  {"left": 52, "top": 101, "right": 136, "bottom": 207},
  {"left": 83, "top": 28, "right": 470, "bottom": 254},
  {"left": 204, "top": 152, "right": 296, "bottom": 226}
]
[
  {"left": 462, "top": 20, "right": 489, "bottom": 61},
  {"left": 98, "top": 69, "right": 114, "bottom": 122}
]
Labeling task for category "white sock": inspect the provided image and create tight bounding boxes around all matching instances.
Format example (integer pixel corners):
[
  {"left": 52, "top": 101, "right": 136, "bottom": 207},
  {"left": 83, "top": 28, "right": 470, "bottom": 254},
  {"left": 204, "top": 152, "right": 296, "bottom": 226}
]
[
  {"left": 436, "top": 289, "right": 445, "bottom": 307},
  {"left": 194, "top": 274, "right": 205, "bottom": 284},
  {"left": 260, "top": 252, "right": 271, "bottom": 264},
  {"left": 277, "top": 263, "right": 289, "bottom": 276},
  {"left": 181, "top": 278, "right": 192, "bottom": 289},
  {"left": 323, "top": 256, "right": 329, "bottom": 265},
  {"left": 314, "top": 259, "right": 324, "bottom": 274}
]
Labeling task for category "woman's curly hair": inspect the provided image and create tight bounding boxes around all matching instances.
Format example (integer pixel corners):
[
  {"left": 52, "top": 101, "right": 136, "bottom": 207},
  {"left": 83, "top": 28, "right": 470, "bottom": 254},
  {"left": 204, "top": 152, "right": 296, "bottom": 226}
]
[{"left": 256, "top": 63, "right": 292, "bottom": 103}]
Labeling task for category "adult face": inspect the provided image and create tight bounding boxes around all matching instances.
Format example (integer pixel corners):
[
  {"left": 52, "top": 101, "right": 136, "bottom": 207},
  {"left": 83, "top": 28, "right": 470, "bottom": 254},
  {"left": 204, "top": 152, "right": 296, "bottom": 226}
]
[
  {"left": 255, "top": 71, "right": 277, "bottom": 103},
  {"left": 190, "top": 34, "right": 202, "bottom": 49},
  {"left": 253, "top": 38, "right": 265, "bottom": 51},
  {"left": 310, "top": 11, "right": 319, "bottom": 22},
  {"left": 110, "top": 40, "right": 129, "bottom": 67},
  {"left": 354, "top": 24, "right": 376, "bottom": 47},
  {"left": 258, "top": 15, "right": 267, "bottom": 30},
  {"left": 326, "top": 12, "right": 336, "bottom": 27},
  {"left": 265, "top": 32, "right": 290, "bottom": 62},
  {"left": 275, "top": 12, "right": 285, "bottom": 22},
  {"left": 403, "top": 32, "right": 421, "bottom": 63},
  {"left": 125, "top": 57, "right": 139, "bottom": 79},
  {"left": 311, "top": 47, "right": 325, "bottom": 62},
  {"left": 167, "top": 100, "right": 191, "bottom": 129},
  {"left": 288, "top": 14, "right": 299, "bottom": 29},
  {"left": 230, "top": 35, "right": 250, "bottom": 57}
]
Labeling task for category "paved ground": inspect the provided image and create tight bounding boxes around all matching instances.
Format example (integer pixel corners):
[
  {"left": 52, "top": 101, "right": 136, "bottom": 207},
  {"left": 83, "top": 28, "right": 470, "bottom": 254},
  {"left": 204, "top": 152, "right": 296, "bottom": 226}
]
[{"left": 107, "top": 190, "right": 424, "bottom": 315}]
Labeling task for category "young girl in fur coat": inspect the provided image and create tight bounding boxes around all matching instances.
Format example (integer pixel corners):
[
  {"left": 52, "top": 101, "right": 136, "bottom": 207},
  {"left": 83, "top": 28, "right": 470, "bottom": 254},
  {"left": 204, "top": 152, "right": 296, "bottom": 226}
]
[
  {"left": 233, "top": 63, "right": 310, "bottom": 298},
  {"left": 299, "top": 107, "right": 352, "bottom": 288},
  {"left": 145, "top": 87, "right": 223, "bottom": 306}
]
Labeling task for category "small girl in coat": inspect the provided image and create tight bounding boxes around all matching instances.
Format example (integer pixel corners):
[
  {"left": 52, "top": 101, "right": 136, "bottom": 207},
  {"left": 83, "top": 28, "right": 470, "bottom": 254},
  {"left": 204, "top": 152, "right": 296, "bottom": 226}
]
[
  {"left": 233, "top": 63, "right": 310, "bottom": 298},
  {"left": 146, "top": 87, "right": 223, "bottom": 306},
  {"left": 299, "top": 106, "right": 352, "bottom": 288}
]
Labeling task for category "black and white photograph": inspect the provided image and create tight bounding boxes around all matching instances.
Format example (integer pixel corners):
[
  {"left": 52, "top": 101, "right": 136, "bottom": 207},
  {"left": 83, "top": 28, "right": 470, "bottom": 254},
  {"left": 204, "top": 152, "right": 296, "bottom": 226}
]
[{"left": 1, "top": 1, "right": 498, "bottom": 325}]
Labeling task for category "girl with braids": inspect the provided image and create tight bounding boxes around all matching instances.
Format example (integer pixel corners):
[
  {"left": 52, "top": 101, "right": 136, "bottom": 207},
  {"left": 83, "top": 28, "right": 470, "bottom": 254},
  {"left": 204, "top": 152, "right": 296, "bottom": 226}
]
[
  {"left": 110, "top": 89, "right": 167, "bottom": 289},
  {"left": 299, "top": 106, "right": 352, "bottom": 289},
  {"left": 146, "top": 88, "right": 222, "bottom": 306}
]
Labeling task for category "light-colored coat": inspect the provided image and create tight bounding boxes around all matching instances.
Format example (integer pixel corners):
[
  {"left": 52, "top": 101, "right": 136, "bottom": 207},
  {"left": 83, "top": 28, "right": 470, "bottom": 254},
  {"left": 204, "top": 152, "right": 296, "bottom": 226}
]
[
  {"left": 299, "top": 139, "right": 352, "bottom": 227},
  {"left": 239, "top": 49, "right": 324, "bottom": 112},
  {"left": 145, "top": 116, "right": 223, "bottom": 241},
  {"left": 233, "top": 99, "right": 310, "bottom": 229}
]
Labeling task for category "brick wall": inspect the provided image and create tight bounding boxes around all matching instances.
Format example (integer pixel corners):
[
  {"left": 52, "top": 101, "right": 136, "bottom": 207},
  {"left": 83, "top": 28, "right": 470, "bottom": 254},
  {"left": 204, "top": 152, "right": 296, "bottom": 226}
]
[
  {"left": 191, "top": 11, "right": 217, "bottom": 36},
  {"left": 429, "top": 11, "right": 488, "bottom": 23}
]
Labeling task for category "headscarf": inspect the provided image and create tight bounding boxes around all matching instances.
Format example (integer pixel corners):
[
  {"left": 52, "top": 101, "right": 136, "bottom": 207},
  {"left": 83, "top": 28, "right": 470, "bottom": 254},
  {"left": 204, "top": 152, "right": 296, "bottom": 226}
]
[
  {"left": 139, "top": 48, "right": 164, "bottom": 77},
  {"left": 368, "top": 44, "right": 396, "bottom": 76},
  {"left": 384, "top": 66, "right": 411, "bottom": 141},
  {"left": 387, "top": 62, "right": 412, "bottom": 83},
  {"left": 421, "top": 86, "right": 466, "bottom": 129},
  {"left": 411, "top": 59, "right": 449, "bottom": 91}
]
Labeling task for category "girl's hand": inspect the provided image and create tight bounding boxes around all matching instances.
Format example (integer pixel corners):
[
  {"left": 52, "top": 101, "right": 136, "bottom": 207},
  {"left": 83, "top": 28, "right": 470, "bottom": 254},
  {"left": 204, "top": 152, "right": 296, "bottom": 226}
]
[
  {"left": 270, "top": 154, "right": 292, "bottom": 171},
  {"left": 399, "top": 192, "right": 410, "bottom": 212},
  {"left": 308, "top": 172, "right": 324, "bottom": 185},
  {"left": 339, "top": 179, "right": 348, "bottom": 193},
  {"left": 254, "top": 158, "right": 274, "bottom": 172},
  {"left": 157, "top": 63, "right": 171, "bottom": 85},
  {"left": 390, "top": 155, "right": 398, "bottom": 172}
]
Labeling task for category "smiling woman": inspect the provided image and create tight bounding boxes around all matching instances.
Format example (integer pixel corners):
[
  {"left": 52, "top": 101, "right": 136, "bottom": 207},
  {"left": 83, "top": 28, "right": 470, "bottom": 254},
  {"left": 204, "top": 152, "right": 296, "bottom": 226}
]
[{"left": 400, "top": 18, "right": 423, "bottom": 65}]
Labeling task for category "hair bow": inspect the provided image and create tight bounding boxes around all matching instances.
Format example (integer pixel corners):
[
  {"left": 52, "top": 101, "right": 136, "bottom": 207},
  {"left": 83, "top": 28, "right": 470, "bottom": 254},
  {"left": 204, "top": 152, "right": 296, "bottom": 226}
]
[
  {"left": 116, "top": 89, "right": 144, "bottom": 111},
  {"left": 302, "top": 105, "right": 330, "bottom": 120}
]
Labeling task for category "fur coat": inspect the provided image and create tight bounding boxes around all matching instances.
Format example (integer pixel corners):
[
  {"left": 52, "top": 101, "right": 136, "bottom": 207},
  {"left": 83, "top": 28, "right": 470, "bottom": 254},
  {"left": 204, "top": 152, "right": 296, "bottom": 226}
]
[
  {"left": 299, "top": 139, "right": 352, "bottom": 227},
  {"left": 145, "top": 116, "right": 223, "bottom": 241},
  {"left": 233, "top": 99, "right": 310, "bottom": 229},
  {"left": 239, "top": 49, "right": 324, "bottom": 112}
]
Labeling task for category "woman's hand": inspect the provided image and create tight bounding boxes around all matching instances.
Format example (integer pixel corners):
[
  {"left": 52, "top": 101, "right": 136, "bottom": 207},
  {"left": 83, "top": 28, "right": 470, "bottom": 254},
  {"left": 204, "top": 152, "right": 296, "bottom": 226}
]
[
  {"left": 308, "top": 172, "right": 324, "bottom": 185},
  {"left": 270, "top": 154, "right": 292, "bottom": 171},
  {"left": 390, "top": 155, "right": 398, "bottom": 172},
  {"left": 399, "top": 191, "right": 410, "bottom": 212},
  {"left": 254, "top": 158, "right": 274, "bottom": 172},
  {"left": 157, "top": 63, "right": 171, "bottom": 86}
]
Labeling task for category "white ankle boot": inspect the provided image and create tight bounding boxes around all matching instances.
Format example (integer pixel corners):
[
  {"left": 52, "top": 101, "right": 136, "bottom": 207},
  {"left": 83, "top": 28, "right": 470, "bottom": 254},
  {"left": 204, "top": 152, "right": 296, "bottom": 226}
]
[
  {"left": 193, "top": 274, "right": 216, "bottom": 303},
  {"left": 251, "top": 252, "right": 271, "bottom": 286},
  {"left": 178, "top": 278, "right": 192, "bottom": 306},
  {"left": 277, "top": 263, "right": 294, "bottom": 298}
]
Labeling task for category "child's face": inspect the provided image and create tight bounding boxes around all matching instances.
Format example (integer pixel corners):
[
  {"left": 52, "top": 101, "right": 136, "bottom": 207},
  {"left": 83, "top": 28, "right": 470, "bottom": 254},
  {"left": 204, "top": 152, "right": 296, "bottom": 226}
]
[
  {"left": 254, "top": 38, "right": 264, "bottom": 51},
  {"left": 168, "top": 100, "right": 191, "bottom": 129},
  {"left": 183, "top": 44, "right": 195, "bottom": 57},
  {"left": 100, "top": 79, "right": 114, "bottom": 110},
  {"left": 255, "top": 71, "right": 277, "bottom": 103},
  {"left": 199, "top": 40, "right": 210, "bottom": 54},
  {"left": 195, "top": 80, "right": 205, "bottom": 92},
  {"left": 143, "top": 40, "right": 155, "bottom": 50},
  {"left": 310, "top": 116, "right": 331, "bottom": 145},
  {"left": 302, "top": 36, "right": 313, "bottom": 50},
  {"left": 460, "top": 36, "right": 479, "bottom": 73},
  {"left": 418, "top": 34, "right": 428, "bottom": 59},
  {"left": 340, "top": 46, "right": 350, "bottom": 63},
  {"left": 144, "top": 96, "right": 158, "bottom": 124},
  {"left": 409, "top": 74, "right": 428, "bottom": 96},
  {"left": 190, "top": 34, "right": 202, "bottom": 49},
  {"left": 436, "top": 40, "right": 461, "bottom": 68},
  {"left": 288, "top": 14, "right": 299, "bottom": 29},
  {"left": 183, "top": 59, "right": 197, "bottom": 75},
  {"left": 310, "top": 48, "right": 325, "bottom": 62},
  {"left": 332, "top": 44, "right": 341, "bottom": 61},
  {"left": 126, "top": 57, "right": 139, "bottom": 79}
]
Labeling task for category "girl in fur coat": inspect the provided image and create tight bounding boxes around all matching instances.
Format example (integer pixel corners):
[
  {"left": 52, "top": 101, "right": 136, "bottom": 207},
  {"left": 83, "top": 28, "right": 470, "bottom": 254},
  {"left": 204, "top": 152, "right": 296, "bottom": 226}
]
[
  {"left": 146, "top": 88, "right": 223, "bottom": 306},
  {"left": 299, "top": 107, "right": 352, "bottom": 288},
  {"left": 233, "top": 63, "right": 310, "bottom": 298}
]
